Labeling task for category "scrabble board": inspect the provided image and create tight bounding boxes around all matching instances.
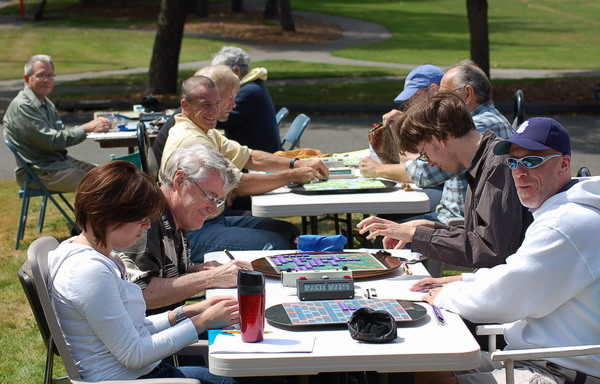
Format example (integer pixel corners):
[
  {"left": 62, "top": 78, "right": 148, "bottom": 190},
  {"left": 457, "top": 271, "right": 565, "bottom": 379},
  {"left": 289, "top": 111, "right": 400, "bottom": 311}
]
[
  {"left": 252, "top": 251, "right": 402, "bottom": 279},
  {"left": 266, "top": 299, "right": 427, "bottom": 326},
  {"left": 289, "top": 179, "right": 396, "bottom": 195}
]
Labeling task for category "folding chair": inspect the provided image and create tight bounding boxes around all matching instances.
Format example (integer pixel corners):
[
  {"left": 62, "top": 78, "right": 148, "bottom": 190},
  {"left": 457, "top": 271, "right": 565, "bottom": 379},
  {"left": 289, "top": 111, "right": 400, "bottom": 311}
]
[
  {"left": 275, "top": 107, "right": 289, "bottom": 128},
  {"left": 512, "top": 90, "right": 525, "bottom": 129},
  {"left": 281, "top": 113, "right": 310, "bottom": 151},
  {"left": 4, "top": 138, "right": 79, "bottom": 250},
  {"left": 23, "top": 236, "right": 199, "bottom": 384},
  {"left": 476, "top": 324, "right": 600, "bottom": 384},
  {"left": 137, "top": 121, "right": 160, "bottom": 181},
  {"left": 577, "top": 167, "right": 592, "bottom": 177}
]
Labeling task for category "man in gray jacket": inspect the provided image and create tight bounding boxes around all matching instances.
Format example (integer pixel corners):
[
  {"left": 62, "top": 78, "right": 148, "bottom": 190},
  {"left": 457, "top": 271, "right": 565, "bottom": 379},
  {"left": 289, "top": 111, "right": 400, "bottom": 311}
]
[{"left": 3, "top": 54, "right": 110, "bottom": 192}]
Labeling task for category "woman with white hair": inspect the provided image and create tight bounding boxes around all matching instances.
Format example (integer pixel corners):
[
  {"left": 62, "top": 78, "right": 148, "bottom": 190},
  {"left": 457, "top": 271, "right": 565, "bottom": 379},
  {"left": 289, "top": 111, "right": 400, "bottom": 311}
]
[{"left": 211, "top": 46, "right": 281, "bottom": 153}]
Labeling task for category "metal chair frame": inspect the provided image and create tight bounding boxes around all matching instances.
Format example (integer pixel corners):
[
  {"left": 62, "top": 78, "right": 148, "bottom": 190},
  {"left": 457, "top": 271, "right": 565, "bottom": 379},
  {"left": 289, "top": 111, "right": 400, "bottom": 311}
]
[
  {"left": 512, "top": 90, "right": 525, "bottom": 129},
  {"left": 4, "top": 138, "right": 78, "bottom": 249},
  {"left": 137, "top": 121, "right": 160, "bottom": 181}
]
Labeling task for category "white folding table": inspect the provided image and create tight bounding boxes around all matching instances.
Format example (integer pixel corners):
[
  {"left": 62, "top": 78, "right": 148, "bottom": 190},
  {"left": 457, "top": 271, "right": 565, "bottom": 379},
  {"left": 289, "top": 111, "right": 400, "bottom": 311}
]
[
  {"left": 204, "top": 250, "right": 480, "bottom": 379},
  {"left": 251, "top": 184, "right": 430, "bottom": 244}
]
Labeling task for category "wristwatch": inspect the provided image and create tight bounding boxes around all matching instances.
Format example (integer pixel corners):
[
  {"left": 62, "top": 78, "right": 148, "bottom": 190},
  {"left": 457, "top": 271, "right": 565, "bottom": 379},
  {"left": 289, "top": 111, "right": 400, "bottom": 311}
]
[
  {"left": 173, "top": 305, "right": 187, "bottom": 324},
  {"left": 289, "top": 157, "right": 300, "bottom": 169}
]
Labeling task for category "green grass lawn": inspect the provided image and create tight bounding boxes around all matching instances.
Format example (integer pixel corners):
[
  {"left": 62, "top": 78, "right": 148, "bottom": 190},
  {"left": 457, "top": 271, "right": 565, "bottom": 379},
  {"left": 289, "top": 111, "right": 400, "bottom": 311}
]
[
  {"left": 296, "top": 0, "right": 600, "bottom": 70},
  {"left": 0, "top": 181, "right": 72, "bottom": 383},
  {"left": 0, "top": 0, "right": 598, "bottom": 82}
]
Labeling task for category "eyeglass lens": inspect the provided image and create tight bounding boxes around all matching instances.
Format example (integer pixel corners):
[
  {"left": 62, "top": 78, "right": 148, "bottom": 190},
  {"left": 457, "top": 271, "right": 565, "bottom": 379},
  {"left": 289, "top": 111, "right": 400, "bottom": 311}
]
[
  {"left": 506, "top": 154, "right": 561, "bottom": 170},
  {"left": 193, "top": 181, "right": 225, "bottom": 206}
]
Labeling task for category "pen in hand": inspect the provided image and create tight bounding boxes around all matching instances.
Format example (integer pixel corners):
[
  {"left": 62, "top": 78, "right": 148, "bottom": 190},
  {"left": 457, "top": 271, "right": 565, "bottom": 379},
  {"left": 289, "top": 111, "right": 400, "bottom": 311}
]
[{"left": 224, "top": 249, "right": 235, "bottom": 261}]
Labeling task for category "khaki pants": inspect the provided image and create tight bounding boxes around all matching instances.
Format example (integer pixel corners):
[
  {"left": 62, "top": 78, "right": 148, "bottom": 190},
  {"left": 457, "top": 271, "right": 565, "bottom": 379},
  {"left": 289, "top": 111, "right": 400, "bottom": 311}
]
[{"left": 17, "top": 157, "right": 96, "bottom": 193}]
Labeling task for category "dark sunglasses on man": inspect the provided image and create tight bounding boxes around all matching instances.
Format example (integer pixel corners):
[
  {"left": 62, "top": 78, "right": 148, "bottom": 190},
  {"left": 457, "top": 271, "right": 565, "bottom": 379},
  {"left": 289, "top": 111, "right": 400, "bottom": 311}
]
[{"left": 506, "top": 154, "right": 562, "bottom": 170}]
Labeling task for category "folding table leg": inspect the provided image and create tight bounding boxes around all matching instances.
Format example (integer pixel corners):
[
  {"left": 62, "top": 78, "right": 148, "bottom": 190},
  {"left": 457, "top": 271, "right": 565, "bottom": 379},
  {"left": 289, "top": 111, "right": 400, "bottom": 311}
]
[
  {"left": 333, "top": 214, "right": 341, "bottom": 234},
  {"left": 301, "top": 216, "right": 309, "bottom": 234},
  {"left": 345, "top": 213, "right": 353, "bottom": 246},
  {"left": 310, "top": 216, "right": 318, "bottom": 234}
]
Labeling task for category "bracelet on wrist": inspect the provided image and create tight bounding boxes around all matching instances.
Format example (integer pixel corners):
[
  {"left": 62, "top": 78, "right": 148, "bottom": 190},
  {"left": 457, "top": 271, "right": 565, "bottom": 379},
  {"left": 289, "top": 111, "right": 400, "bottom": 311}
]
[
  {"left": 173, "top": 305, "right": 187, "bottom": 325},
  {"left": 289, "top": 157, "right": 299, "bottom": 169}
]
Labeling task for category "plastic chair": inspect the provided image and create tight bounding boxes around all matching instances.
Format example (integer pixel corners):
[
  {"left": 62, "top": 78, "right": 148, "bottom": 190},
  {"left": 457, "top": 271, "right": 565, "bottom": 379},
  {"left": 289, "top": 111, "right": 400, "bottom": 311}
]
[
  {"left": 24, "top": 236, "right": 199, "bottom": 384},
  {"left": 137, "top": 121, "right": 160, "bottom": 181},
  {"left": 476, "top": 324, "right": 600, "bottom": 384},
  {"left": 577, "top": 167, "right": 592, "bottom": 177},
  {"left": 281, "top": 113, "right": 310, "bottom": 151},
  {"left": 512, "top": 90, "right": 525, "bottom": 129},
  {"left": 4, "top": 138, "right": 79, "bottom": 250},
  {"left": 110, "top": 152, "right": 142, "bottom": 168},
  {"left": 275, "top": 107, "right": 289, "bottom": 128}
]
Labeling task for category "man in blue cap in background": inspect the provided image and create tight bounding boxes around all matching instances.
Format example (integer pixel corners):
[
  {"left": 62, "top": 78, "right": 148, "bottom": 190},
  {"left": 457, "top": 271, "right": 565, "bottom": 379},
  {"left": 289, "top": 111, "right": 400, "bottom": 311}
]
[
  {"left": 384, "top": 64, "right": 445, "bottom": 127},
  {"left": 360, "top": 65, "right": 445, "bottom": 211}
]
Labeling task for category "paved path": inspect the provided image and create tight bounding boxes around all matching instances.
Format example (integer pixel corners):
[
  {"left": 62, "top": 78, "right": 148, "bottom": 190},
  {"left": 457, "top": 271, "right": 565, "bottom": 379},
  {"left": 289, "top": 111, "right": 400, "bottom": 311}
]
[
  {"left": 1, "top": 4, "right": 599, "bottom": 180},
  {"left": 1, "top": 5, "right": 599, "bottom": 93}
]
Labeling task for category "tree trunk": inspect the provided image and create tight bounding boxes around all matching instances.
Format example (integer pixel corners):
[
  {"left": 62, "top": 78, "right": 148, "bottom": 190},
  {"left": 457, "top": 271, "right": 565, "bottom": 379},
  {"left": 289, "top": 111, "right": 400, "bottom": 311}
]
[
  {"left": 33, "top": 0, "right": 47, "bottom": 21},
  {"left": 278, "top": 0, "right": 295, "bottom": 32},
  {"left": 264, "top": 0, "right": 278, "bottom": 19},
  {"left": 147, "top": 0, "right": 188, "bottom": 95},
  {"left": 232, "top": 0, "right": 244, "bottom": 13},
  {"left": 466, "top": 0, "right": 490, "bottom": 78},
  {"left": 190, "top": 0, "right": 209, "bottom": 18}
]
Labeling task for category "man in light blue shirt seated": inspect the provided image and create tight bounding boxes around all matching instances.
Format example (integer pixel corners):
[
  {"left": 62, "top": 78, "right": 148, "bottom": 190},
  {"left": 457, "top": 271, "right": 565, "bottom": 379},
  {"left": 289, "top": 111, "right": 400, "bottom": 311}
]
[{"left": 360, "top": 64, "right": 445, "bottom": 213}]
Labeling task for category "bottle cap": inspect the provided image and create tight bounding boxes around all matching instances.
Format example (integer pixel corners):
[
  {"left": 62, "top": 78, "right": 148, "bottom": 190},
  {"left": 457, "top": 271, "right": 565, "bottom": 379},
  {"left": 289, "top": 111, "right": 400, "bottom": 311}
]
[{"left": 238, "top": 270, "right": 265, "bottom": 294}]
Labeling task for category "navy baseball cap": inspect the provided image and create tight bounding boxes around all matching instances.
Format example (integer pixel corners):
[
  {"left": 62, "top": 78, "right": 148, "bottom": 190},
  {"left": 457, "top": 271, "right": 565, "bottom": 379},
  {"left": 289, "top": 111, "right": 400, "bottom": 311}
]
[
  {"left": 493, "top": 117, "right": 571, "bottom": 156},
  {"left": 394, "top": 65, "right": 444, "bottom": 103}
]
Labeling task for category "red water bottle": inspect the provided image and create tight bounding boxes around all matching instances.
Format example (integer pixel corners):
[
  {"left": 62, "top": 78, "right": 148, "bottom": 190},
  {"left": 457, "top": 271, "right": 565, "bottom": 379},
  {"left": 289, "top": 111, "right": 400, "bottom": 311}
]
[{"left": 238, "top": 269, "right": 266, "bottom": 343}]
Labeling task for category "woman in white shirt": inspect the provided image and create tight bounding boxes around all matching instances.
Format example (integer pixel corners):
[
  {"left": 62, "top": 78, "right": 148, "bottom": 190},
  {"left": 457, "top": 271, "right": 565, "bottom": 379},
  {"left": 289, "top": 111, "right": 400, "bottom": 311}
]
[{"left": 48, "top": 160, "right": 239, "bottom": 382}]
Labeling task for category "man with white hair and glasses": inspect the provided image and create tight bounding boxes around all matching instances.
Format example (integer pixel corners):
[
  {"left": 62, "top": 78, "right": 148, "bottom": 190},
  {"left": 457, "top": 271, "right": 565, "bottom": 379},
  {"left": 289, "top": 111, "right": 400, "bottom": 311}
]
[{"left": 120, "top": 144, "right": 251, "bottom": 315}]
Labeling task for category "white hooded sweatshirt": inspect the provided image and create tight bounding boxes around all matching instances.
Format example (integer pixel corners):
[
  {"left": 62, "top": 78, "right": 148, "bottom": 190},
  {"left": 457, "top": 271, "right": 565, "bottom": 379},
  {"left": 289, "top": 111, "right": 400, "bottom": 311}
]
[{"left": 436, "top": 177, "right": 600, "bottom": 377}]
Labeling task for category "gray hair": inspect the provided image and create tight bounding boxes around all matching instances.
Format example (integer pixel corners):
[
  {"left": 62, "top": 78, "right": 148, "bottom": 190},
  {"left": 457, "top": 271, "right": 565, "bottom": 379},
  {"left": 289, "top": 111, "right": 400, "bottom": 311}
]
[
  {"left": 211, "top": 46, "right": 251, "bottom": 77},
  {"left": 450, "top": 60, "right": 492, "bottom": 104},
  {"left": 24, "top": 54, "right": 54, "bottom": 75},
  {"left": 181, "top": 75, "right": 217, "bottom": 102},
  {"left": 160, "top": 144, "right": 239, "bottom": 193},
  {"left": 195, "top": 65, "right": 240, "bottom": 94}
]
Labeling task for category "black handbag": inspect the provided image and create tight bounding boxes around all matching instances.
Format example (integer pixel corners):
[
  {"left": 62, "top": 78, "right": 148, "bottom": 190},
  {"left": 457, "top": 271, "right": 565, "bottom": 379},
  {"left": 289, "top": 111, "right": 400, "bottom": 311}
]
[{"left": 347, "top": 307, "right": 397, "bottom": 343}]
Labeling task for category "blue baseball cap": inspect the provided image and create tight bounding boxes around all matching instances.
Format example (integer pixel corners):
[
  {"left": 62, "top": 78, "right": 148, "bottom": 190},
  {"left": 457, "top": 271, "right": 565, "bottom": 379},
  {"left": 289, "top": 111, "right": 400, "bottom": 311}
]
[
  {"left": 394, "top": 65, "right": 444, "bottom": 103},
  {"left": 493, "top": 117, "right": 571, "bottom": 156}
]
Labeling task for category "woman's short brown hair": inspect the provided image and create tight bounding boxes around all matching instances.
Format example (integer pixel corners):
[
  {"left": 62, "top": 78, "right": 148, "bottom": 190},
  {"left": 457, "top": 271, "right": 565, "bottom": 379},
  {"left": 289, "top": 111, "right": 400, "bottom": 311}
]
[
  {"left": 393, "top": 91, "right": 475, "bottom": 154},
  {"left": 75, "top": 161, "right": 165, "bottom": 247}
]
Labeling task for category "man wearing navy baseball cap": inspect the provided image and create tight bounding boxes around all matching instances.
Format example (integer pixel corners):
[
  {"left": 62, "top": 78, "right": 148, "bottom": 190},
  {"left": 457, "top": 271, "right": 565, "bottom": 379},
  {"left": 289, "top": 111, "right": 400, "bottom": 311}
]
[
  {"left": 493, "top": 116, "right": 571, "bottom": 156},
  {"left": 416, "top": 117, "right": 600, "bottom": 384},
  {"left": 493, "top": 117, "right": 572, "bottom": 209}
]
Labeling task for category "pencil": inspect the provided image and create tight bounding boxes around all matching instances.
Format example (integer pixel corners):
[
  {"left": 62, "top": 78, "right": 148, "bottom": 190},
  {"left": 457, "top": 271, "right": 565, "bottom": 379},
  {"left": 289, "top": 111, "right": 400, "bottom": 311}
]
[
  {"left": 224, "top": 249, "right": 235, "bottom": 260},
  {"left": 403, "top": 261, "right": 413, "bottom": 275},
  {"left": 221, "top": 330, "right": 272, "bottom": 334}
]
